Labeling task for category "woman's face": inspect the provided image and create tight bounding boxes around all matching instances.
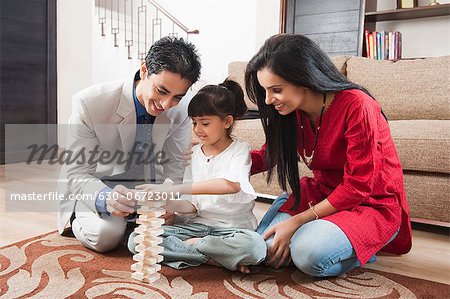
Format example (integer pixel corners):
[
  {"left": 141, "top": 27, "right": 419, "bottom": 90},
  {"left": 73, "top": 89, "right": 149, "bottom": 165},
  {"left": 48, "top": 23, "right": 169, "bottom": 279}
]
[{"left": 256, "top": 67, "right": 307, "bottom": 115}]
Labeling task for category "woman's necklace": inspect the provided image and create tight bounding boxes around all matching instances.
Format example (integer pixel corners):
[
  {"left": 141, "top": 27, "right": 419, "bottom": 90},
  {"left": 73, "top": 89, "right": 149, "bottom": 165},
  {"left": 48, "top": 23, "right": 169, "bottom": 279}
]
[{"left": 300, "top": 93, "right": 326, "bottom": 166}]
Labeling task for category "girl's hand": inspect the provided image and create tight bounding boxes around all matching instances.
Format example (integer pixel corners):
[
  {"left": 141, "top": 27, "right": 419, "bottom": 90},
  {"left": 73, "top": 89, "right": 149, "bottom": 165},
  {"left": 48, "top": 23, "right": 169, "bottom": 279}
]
[
  {"left": 136, "top": 179, "right": 175, "bottom": 197},
  {"left": 263, "top": 217, "right": 300, "bottom": 269}
]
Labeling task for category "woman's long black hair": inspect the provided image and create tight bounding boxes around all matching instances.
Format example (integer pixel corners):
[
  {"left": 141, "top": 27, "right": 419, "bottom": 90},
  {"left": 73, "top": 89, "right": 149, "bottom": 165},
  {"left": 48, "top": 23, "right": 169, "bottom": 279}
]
[{"left": 245, "top": 34, "right": 374, "bottom": 210}]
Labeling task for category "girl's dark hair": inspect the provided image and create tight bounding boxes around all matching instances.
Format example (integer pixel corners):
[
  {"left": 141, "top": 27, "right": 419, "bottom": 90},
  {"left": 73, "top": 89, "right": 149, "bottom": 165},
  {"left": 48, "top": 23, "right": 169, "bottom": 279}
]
[
  {"left": 245, "top": 33, "right": 374, "bottom": 210},
  {"left": 188, "top": 78, "right": 247, "bottom": 136}
]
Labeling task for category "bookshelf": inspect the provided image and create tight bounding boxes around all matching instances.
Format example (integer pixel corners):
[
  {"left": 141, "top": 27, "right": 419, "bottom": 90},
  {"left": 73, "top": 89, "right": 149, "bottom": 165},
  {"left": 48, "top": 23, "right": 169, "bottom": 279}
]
[
  {"left": 365, "top": 3, "right": 450, "bottom": 22},
  {"left": 362, "top": 1, "right": 450, "bottom": 58}
]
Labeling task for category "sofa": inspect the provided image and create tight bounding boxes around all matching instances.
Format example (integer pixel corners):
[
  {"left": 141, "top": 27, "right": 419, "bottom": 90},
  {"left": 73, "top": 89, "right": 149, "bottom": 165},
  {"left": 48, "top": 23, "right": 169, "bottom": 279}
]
[{"left": 228, "top": 56, "right": 450, "bottom": 226}]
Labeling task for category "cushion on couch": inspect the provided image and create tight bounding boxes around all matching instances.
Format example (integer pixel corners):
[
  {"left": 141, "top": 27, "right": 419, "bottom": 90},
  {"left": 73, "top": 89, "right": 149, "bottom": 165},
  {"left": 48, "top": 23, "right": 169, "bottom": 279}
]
[
  {"left": 228, "top": 61, "right": 258, "bottom": 111},
  {"left": 346, "top": 56, "right": 450, "bottom": 121},
  {"left": 389, "top": 120, "right": 450, "bottom": 174},
  {"left": 404, "top": 172, "right": 450, "bottom": 223}
]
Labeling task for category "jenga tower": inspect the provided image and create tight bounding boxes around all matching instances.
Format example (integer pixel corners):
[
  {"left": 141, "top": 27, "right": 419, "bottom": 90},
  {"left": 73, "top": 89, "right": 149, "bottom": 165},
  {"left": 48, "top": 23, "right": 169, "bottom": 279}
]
[{"left": 131, "top": 199, "right": 165, "bottom": 283}]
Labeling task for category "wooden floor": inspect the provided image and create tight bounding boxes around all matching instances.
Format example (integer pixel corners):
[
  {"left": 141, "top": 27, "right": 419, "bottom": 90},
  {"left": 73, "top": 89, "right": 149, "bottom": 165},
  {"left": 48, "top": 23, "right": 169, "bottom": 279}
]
[{"left": 1, "top": 163, "right": 449, "bottom": 285}]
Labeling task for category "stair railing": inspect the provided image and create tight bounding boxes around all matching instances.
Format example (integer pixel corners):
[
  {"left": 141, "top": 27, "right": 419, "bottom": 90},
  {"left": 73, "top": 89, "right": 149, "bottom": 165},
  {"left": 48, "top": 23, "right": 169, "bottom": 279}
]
[{"left": 96, "top": 0, "right": 199, "bottom": 60}]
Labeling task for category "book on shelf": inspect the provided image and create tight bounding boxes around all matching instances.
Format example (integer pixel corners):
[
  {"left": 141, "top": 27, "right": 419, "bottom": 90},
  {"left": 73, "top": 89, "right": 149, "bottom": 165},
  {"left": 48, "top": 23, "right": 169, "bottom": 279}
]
[{"left": 364, "top": 30, "right": 402, "bottom": 60}]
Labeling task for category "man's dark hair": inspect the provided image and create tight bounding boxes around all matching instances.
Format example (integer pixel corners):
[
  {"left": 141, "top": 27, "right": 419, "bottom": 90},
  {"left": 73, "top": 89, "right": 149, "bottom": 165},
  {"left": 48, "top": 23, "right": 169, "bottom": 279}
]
[{"left": 145, "top": 36, "right": 201, "bottom": 84}]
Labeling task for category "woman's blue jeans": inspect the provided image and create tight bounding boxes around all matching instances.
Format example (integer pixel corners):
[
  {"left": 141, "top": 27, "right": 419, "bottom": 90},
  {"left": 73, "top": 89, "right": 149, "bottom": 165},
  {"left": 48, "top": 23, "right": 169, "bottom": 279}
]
[{"left": 257, "top": 194, "right": 397, "bottom": 277}]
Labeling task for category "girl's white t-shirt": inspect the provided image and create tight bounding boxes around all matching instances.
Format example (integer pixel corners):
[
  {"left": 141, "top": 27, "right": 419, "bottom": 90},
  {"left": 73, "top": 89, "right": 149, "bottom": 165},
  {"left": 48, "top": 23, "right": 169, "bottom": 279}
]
[{"left": 181, "top": 140, "right": 258, "bottom": 230}]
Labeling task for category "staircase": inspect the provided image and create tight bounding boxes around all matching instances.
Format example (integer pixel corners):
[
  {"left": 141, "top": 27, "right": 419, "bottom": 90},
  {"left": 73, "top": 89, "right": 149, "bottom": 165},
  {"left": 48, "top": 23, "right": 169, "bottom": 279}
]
[{"left": 95, "top": 0, "right": 199, "bottom": 60}]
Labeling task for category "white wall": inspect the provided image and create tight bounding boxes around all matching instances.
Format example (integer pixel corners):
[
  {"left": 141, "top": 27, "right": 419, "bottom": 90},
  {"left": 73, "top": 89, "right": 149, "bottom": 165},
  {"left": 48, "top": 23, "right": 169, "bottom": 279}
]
[
  {"left": 57, "top": 0, "right": 93, "bottom": 125},
  {"left": 256, "top": 0, "right": 281, "bottom": 51},
  {"left": 376, "top": 0, "right": 450, "bottom": 58}
]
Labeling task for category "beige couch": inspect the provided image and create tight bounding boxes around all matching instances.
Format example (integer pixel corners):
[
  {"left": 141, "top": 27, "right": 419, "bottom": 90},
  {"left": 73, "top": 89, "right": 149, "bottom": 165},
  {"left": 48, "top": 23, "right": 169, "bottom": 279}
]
[{"left": 229, "top": 56, "right": 450, "bottom": 226}]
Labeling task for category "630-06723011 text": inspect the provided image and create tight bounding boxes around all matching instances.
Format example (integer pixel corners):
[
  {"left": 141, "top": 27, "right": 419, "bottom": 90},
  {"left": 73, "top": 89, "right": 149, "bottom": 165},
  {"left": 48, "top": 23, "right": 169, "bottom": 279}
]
[{"left": 8, "top": 191, "right": 180, "bottom": 201}]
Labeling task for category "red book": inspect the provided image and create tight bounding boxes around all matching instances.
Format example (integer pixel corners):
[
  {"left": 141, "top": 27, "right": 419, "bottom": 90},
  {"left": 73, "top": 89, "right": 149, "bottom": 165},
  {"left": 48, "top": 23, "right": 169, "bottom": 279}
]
[
  {"left": 365, "top": 30, "right": 370, "bottom": 58},
  {"left": 385, "top": 33, "right": 389, "bottom": 60}
]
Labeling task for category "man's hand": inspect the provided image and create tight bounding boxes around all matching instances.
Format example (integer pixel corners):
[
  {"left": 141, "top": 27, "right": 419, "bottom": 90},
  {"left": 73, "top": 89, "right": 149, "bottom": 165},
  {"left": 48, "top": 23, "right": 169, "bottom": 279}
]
[
  {"left": 106, "top": 185, "right": 137, "bottom": 217},
  {"left": 183, "top": 141, "right": 199, "bottom": 166}
]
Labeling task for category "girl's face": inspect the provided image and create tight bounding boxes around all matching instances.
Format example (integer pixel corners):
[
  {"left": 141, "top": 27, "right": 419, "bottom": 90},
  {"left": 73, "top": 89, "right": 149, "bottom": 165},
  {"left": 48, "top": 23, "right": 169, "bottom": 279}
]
[
  {"left": 192, "top": 115, "right": 232, "bottom": 145},
  {"left": 256, "top": 67, "right": 307, "bottom": 115}
]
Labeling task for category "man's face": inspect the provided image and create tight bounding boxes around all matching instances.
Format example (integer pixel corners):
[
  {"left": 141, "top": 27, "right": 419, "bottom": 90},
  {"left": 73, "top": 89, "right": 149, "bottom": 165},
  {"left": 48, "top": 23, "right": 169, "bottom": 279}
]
[{"left": 136, "top": 63, "right": 192, "bottom": 117}]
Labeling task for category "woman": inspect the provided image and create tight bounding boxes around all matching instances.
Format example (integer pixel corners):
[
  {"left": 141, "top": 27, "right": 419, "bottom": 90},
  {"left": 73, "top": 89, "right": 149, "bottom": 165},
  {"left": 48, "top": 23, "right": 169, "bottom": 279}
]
[{"left": 245, "top": 34, "right": 412, "bottom": 277}]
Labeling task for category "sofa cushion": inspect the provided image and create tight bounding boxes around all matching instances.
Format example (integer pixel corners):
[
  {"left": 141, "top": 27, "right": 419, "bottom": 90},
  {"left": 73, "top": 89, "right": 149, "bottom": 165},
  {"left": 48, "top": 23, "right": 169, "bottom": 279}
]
[
  {"left": 228, "top": 56, "right": 351, "bottom": 113},
  {"left": 228, "top": 61, "right": 258, "bottom": 111},
  {"left": 329, "top": 55, "right": 352, "bottom": 76},
  {"left": 346, "top": 56, "right": 450, "bottom": 120},
  {"left": 404, "top": 172, "right": 449, "bottom": 224},
  {"left": 389, "top": 120, "right": 450, "bottom": 174}
]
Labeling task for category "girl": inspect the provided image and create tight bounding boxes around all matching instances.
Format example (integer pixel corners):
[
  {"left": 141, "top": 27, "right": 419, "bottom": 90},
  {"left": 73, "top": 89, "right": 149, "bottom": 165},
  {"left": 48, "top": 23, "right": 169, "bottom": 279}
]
[
  {"left": 128, "top": 79, "right": 266, "bottom": 273},
  {"left": 245, "top": 34, "right": 412, "bottom": 277}
]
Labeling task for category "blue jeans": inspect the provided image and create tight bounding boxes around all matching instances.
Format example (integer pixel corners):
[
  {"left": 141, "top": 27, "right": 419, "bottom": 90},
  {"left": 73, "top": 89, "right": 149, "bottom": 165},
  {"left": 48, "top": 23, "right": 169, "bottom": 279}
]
[
  {"left": 257, "top": 194, "right": 398, "bottom": 277},
  {"left": 128, "top": 223, "right": 266, "bottom": 271}
]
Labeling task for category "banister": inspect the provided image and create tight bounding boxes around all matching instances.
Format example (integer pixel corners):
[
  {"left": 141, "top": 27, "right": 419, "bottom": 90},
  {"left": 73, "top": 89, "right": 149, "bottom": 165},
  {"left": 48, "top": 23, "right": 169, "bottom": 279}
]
[{"left": 147, "top": 0, "right": 199, "bottom": 34}]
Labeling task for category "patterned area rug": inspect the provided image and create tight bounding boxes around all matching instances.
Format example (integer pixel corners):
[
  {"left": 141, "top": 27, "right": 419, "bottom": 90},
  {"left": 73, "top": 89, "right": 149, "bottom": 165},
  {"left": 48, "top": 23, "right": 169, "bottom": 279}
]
[{"left": 1, "top": 231, "right": 448, "bottom": 298}]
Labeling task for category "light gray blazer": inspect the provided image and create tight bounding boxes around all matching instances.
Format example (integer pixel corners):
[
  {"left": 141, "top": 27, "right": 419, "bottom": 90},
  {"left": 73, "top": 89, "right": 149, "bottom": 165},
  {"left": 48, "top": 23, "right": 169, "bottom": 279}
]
[{"left": 57, "top": 77, "right": 192, "bottom": 233}]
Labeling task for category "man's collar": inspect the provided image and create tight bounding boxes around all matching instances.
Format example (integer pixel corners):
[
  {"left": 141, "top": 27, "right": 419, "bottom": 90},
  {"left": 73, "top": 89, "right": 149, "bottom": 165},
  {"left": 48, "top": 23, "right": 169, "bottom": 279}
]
[{"left": 133, "top": 81, "right": 150, "bottom": 119}]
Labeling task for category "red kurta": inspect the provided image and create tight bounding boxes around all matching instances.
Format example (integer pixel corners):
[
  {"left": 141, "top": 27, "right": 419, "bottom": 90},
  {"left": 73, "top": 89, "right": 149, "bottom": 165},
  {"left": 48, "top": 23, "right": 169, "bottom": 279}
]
[{"left": 251, "top": 89, "right": 412, "bottom": 265}]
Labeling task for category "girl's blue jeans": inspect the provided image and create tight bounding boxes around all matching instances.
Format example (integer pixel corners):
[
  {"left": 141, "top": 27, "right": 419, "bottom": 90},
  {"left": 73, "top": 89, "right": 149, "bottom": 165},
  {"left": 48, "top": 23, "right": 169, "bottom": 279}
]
[
  {"left": 257, "top": 194, "right": 398, "bottom": 277},
  {"left": 128, "top": 223, "right": 266, "bottom": 271}
]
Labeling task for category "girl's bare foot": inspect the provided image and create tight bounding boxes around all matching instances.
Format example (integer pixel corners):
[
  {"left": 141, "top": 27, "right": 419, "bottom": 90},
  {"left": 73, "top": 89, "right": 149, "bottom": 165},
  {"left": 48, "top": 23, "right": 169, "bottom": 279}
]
[
  {"left": 206, "top": 259, "right": 251, "bottom": 274},
  {"left": 237, "top": 264, "right": 251, "bottom": 274}
]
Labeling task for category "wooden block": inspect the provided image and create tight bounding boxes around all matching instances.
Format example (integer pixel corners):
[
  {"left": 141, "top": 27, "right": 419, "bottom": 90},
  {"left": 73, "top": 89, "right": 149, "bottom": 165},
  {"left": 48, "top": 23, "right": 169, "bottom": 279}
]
[
  {"left": 131, "top": 262, "right": 161, "bottom": 273},
  {"left": 137, "top": 207, "right": 165, "bottom": 216},
  {"left": 131, "top": 272, "right": 161, "bottom": 283},
  {"left": 135, "top": 244, "right": 164, "bottom": 255},
  {"left": 134, "top": 235, "right": 162, "bottom": 246},
  {"left": 133, "top": 253, "right": 164, "bottom": 264},
  {"left": 136, "top": 217, "right": 165, "bottom": 226},
  {"left": 134, "top": 226, "right": 164, "bottom": 236},
  {"left": 138, "top": 200, "right": 166, "bottom": 208}
]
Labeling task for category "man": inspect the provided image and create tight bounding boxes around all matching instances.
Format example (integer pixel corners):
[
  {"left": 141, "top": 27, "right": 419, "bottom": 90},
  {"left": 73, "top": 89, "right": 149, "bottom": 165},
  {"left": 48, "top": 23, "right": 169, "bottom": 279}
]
[{"left": 57, "top": 37, "right": 201, "bottom": 252}]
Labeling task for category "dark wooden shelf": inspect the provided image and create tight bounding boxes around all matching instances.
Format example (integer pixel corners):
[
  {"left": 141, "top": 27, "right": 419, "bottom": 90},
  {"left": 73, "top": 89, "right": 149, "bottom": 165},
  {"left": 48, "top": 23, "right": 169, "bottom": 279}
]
[{"left": 365, "top": 3, "right": 450, "bottom": 22}]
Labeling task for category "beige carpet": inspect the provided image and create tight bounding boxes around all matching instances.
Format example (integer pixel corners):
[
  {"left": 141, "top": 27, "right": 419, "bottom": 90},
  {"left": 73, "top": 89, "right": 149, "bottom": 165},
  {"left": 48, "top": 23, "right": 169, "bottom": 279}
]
[{"left": 1, "top": 231, "right": 448, "bottom": 298}]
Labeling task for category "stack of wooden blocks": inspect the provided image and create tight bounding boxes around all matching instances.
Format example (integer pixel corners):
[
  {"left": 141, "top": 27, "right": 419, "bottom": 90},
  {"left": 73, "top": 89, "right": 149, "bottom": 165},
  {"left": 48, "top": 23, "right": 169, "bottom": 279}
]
[{"left": 131, "top": 199, "right": 166, "bottom": 284}]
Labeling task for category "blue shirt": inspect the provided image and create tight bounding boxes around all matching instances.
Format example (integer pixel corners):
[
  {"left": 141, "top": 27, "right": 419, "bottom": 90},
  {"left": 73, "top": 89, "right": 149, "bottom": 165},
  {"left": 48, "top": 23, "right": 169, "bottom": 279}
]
[{"left": 95, "top": 82, "right": 155, "bottom": 214}]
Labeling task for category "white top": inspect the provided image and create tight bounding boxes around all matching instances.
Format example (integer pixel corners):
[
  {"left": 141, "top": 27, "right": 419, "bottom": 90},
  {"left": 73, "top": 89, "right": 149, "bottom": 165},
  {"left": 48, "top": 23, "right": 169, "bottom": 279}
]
[{"left": 181, "top": 140, "right": 258, "bottom": 230}]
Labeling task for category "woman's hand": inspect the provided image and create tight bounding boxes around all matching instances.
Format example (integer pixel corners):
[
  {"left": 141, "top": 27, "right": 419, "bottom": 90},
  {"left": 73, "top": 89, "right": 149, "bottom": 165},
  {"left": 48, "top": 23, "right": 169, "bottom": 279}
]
[
  {"left": 161, "top": 211, "right": 176, "bottom": 225},
  {"left": 263, "top": 217, "right": 300, "bottom": 269}
]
